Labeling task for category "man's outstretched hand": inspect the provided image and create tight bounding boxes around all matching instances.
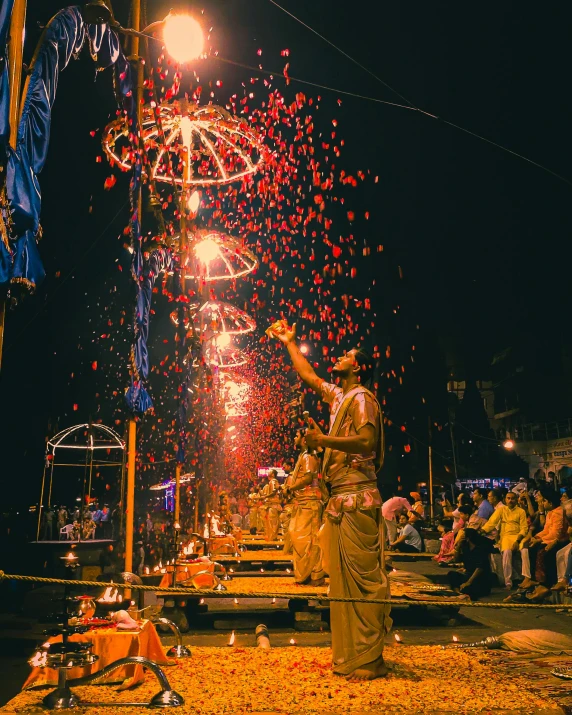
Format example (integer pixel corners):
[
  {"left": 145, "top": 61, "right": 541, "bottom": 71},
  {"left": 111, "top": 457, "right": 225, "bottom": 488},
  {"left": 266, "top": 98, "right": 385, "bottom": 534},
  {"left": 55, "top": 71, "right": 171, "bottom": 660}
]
[
  {"left": 268, "top": 320, "right": 297, "bottom": 345},
  {"left": 305, "top": 417, "right": 324, "bottom": 449}
]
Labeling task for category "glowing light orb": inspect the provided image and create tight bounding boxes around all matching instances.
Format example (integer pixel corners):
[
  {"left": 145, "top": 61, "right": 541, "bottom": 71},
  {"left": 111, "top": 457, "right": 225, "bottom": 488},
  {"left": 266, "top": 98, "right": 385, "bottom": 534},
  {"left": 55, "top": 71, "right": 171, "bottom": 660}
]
[
  {"left": 300, "top": 344, "right": 310, "bottom": 355},
  {"left": 187, "top": 190, "right": 201, "bottom": 215},
  {"left": 194, "top": 238, "right": 220, "bottom": 266},
  {"left": 216, "top": 332, "right": 231, "bottom": 348},
  {"left": 503, "top": 439, "right": 515, "bottom": 450},
  {"left": 163, "top": 14, "right": 204, "bottom": 64},
  {"left": 184, "top": 231, "right": 258, "bottom": 281}
]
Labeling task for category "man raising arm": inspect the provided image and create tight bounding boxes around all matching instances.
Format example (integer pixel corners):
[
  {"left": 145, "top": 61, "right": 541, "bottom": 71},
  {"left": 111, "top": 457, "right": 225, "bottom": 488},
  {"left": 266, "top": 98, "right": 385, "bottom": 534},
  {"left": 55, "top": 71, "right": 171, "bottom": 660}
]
[{"left": 269, "top": 320, "right": 389, "bottom": 681}]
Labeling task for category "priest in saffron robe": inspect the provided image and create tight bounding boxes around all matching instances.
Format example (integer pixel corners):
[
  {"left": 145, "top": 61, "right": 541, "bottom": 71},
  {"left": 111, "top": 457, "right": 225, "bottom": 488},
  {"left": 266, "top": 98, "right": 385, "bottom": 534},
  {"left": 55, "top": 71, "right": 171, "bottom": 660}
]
[
  {"left": 261, "top": 470, "right": 282, "bottom": 541},
  {"left": 269, "top": 320, "right": 391, "bottom": 680},
  {"left": 288, "top": 430, "right": 326, "bottom": 585}
]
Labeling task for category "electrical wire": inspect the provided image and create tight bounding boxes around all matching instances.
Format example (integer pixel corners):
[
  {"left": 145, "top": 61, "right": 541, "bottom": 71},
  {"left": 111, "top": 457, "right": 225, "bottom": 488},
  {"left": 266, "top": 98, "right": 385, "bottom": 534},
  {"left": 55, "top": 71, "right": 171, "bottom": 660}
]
[
  {"left": 267, "top": 0, "right": 425, "bottom": 113},
  {"left": 266, "top": 0, "right": 572, "bottom": 187},
  {"left": 212, "top": 56, "right": 422, "bottom": 113}
]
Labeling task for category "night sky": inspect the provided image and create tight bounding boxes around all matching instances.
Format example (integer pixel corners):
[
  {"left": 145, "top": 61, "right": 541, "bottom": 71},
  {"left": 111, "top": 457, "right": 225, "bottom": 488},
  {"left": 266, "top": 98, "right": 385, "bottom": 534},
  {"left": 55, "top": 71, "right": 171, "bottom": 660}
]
[{"left": 2, "top": 1, "right": 572, "bottom": 510}]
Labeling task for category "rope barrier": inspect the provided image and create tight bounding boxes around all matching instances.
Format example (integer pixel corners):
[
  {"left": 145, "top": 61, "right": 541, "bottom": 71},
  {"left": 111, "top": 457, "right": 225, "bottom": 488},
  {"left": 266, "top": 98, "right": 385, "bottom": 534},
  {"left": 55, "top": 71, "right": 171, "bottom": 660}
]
[{"left": 0, "top": 571, "right": 569, "bottom": 610}]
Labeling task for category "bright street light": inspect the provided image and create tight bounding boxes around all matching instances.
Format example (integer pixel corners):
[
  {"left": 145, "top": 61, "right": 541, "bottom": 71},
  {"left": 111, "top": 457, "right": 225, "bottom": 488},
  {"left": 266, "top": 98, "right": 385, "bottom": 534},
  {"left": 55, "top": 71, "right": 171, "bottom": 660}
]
[
  {"left": 162, "top": 13, "right": 204, "bottom": 64},
  {"left": 503, "top": 439, "right": 515, "bottom": 450}
]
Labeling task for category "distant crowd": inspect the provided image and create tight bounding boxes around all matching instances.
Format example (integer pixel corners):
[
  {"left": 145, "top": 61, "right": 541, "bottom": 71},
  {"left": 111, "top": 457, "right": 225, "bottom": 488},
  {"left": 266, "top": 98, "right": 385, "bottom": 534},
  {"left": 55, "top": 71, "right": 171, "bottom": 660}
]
[
  {"left": 40, "top": 504, "right": 118, "bottom": 541},
  {"left": 382, "top": 479, "right": 572, "bottom": 602}
]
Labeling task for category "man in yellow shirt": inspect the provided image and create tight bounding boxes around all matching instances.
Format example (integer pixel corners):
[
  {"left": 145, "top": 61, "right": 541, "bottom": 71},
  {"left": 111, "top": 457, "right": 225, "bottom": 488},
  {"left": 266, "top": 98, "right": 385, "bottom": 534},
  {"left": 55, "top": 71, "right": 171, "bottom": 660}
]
[{"left": 481, "top": 491, "right": 528, "bottom": 589}]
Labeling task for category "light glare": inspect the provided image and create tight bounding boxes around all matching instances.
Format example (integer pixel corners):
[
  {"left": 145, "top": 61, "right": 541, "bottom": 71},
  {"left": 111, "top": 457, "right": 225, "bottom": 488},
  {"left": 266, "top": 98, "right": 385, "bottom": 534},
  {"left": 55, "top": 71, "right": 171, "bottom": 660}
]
[
  {"left": 163, "top": 14, "right": 204, "bottom": 64},
  {"left": 195, "top": 238, "right": 220, "bottom": 265},
  {"left": 216, "top": 332, "right": 231, "bottom": 348},
  {"left": 187, "top": 190, "right": 201, "bottom": 215}
]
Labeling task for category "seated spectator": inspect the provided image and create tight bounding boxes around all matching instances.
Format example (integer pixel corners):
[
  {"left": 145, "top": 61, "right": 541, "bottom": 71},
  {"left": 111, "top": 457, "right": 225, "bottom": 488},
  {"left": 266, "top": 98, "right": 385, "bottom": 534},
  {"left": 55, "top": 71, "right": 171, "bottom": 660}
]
[
  {"left": 453, "top": 504, "right": 474, "bottom": 534},
  {"left": 521, "top": 487, "right": 569, "bottom": 601},
  {"left": 434, "top": 518, "right": 455, "bottom": 564},
  {"left": 551, "top": 525, "right": 572, "bottom": 592},
  {"left": 488, "top": 488, "right": 504, "bottom": 512},
  {"left": 408, "top": 492, "right": 425, "bottom": 526},
  {"left": 473, "top": 487, "right": 494, "bottom": 522},
  {"left": 450, "top": 503, "right": 488, "bottom": 561},
  {"left": 390, "top": 513, "right": 423, "bottom": 553},
  {"left": 481, "top": 491, "right": 528, "bottom": 589},
  {"left": 448, "top": 528, "right": 495, "bottom": 600},
  {"left": 441, "top": 492, "right": 472, "bottom": 531}
]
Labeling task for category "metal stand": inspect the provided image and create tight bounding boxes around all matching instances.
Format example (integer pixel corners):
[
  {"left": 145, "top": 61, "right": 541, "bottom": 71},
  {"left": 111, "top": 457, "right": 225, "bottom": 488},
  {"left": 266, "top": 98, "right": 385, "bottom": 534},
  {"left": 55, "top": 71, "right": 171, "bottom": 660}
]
[
  {"left": 42, "top": 668, "right": 80, "bottom": 710},
  {"left": 152, "top": 618, "right": 192, "bottom": 658},
  {"left": 35, "top": 655, "right": 184, "bottom": 709}
]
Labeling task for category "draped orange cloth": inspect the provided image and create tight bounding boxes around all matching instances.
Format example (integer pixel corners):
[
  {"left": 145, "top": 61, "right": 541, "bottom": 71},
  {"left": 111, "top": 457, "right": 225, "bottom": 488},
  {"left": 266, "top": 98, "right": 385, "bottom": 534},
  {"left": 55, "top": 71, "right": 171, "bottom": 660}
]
[
  {"left": 158, "top": 560, "right": 215, "bottom": 588},
  {"left": 23, "top": 620, "right": 168, "bottom": 691}
]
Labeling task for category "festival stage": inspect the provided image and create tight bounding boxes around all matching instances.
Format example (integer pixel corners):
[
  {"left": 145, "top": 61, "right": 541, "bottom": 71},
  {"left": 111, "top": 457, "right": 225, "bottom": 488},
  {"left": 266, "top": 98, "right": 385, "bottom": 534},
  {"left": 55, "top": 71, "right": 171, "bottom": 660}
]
[{"left": 2, "top": 645, "right": 560, "bottom": 714}]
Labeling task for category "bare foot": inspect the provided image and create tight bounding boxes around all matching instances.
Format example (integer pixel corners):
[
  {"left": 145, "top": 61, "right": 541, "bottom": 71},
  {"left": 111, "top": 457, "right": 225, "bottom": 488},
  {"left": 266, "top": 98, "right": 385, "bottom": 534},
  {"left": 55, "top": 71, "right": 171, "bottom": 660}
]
[
  {"left": 551, "top": 580, "right": 567, "bottom": 592},
  {"left": 519, "top": 577, "right": 538, "bottom": 590},
  {"left": 345, "top": 659, "right": 389, "bottom": 681},
  {"left": 526, "top": 585, "right": 551, "bottom": 602}
]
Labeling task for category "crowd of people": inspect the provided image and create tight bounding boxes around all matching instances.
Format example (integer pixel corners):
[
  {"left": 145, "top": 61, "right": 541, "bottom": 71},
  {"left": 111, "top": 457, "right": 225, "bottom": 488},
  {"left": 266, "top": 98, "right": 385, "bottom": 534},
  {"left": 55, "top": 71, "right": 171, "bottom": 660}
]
[
  {"left": 39, "top": 503, "right": 118, "bottom": 541},
  {"left": 382, "top": 481, "right": 572, "bottom": 602}
]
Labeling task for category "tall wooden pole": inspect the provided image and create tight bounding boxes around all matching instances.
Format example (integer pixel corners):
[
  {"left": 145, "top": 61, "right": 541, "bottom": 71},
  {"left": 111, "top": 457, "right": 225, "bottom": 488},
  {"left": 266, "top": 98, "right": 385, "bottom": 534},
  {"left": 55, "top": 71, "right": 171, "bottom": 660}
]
[
  {"left": 0, "top": 0, "right": 27, "bottom": 374},
  {"left": 8, "top": 0, "right": 26, "bottom": 149},
  {"left": 124, "top": 0, "right": 142, "bottom": 575},
  {"left": 124, "top": 418, "right": 137, "bottom": 574}
]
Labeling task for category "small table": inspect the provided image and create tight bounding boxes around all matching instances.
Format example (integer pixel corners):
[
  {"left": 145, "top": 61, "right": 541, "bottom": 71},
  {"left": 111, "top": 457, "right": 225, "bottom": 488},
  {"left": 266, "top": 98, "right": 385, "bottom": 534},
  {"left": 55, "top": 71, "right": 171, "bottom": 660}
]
[{"left": 23, "top": 619, "right": 169, "bottom": 691}]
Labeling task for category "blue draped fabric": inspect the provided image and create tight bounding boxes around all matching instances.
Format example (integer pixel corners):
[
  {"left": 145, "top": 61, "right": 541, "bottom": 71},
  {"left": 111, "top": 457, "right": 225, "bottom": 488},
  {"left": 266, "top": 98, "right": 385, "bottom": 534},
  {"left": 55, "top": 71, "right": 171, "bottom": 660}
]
[
  {"left": 7, "top": 7, "right": 86, "bottom": 237},
  {"left": 0, "top": 0, "right": 15, "bottom": 149},
  {"left": 2, "top": 7, "right": 127, "bottom": 292},
  {"left": 125, "top": 248, "right": 174, "bottom": 414},
  {"left": 0, "top": 0, "right": 15, "bottom": 284},
  {"left": 1, "top": 5, "right": 156, "bottom": 416}
]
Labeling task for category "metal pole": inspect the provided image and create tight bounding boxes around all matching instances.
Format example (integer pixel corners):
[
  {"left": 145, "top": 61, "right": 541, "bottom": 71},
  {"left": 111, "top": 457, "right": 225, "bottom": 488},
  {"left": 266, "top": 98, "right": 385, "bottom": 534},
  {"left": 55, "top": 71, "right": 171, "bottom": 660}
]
[
  {"left": 37, "top": 459, "right": 48, "bottom": 541},
  {"left": 428, "top": 417, "right": 434, "bottom": 522},
  {"left": 174, "top": 463, "right": 181, "bottom": 525},
  {"left": 125, "top": 418, "right": 137, "bottom": 573},
  {"left": 449, "top": 416, "right": 459, "bottom": 502}
]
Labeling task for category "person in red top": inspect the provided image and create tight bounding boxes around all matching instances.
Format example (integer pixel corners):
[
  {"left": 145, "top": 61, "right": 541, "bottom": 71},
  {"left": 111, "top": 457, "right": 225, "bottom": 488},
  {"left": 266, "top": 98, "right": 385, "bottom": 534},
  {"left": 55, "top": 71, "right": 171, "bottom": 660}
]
[{"left": 525, "top": 487, "right": 569, "bottom": 601}]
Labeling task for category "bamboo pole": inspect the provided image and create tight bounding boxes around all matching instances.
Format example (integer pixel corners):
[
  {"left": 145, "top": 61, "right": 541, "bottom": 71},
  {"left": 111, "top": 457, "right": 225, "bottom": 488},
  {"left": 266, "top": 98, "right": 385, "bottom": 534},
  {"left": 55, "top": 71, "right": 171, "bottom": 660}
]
[
  {"left": 8, "top": 0, "right": 26, "bottom": 149},
  {"left": 124, "top": 418, "right": 136, "bottom": 573},
  {"left": 124, "top": 0, "right": 142, "bottom": 577}
]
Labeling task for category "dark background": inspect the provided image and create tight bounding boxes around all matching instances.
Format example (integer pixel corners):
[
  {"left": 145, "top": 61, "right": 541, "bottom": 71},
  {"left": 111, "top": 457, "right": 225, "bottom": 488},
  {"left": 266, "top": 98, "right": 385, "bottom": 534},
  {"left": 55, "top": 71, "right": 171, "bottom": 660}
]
[{"left": 1, "top": 1, "right": 572, "bottom": 520}]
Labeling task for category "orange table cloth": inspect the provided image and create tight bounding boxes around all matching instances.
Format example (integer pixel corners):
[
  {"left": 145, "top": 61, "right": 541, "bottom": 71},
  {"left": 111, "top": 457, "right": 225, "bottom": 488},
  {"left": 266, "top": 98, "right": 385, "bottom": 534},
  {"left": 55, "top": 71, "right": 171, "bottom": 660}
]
[
  {"left": 23, "top": 619, "right": 169, "bottom": 691},
  {"left": 158, "top": 560, "right": 215, "bottom": 589}
]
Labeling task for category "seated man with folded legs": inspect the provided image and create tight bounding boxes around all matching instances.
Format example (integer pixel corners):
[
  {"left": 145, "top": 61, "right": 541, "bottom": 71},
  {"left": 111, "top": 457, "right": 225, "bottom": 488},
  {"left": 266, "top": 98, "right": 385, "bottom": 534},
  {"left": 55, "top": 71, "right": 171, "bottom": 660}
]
[
  {"left": 524, "top": 488, "right": 569, "bottom": 602},
  {"left": 390, "top": 513, "right": 422, "bottom": 553}
]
